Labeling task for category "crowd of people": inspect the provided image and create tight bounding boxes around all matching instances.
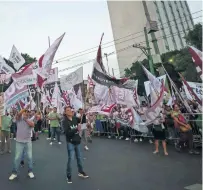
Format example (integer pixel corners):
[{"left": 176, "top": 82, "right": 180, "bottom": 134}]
[{"left": 0, "top": 100, "right": 201, "bottom": 183}]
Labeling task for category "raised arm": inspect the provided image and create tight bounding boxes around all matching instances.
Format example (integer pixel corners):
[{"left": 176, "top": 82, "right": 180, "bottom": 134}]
[{"left": 24, "top": 119, "right": 35, "bottom": 128}]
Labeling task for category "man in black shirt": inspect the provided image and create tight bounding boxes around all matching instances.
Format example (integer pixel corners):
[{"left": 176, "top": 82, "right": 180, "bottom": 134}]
[{"left": 62, "top": 106, "right": 89, "bottom": 184}]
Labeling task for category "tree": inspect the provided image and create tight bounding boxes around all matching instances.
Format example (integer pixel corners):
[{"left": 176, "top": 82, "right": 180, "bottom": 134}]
[
  {"left": 185, "top": 23, "right": 202, "bottom": 51},
  {"left": 124, "top": 58, "right": 159, "bottom": 96},
  {"left": 161, "top": 47, "right": 201, "bottom": 82}
]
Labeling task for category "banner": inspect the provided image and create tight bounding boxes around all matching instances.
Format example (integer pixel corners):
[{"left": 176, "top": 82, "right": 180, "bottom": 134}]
[
  {"left": 183, "top": 81, "right": 202, "bottom": 102},
  {"left": 0, "top": 92, "right": 5, "bottom": 116},
  {"left": 45, "top": 67, "right": 58, "bottom": 84},
  {"left": 9, "top": 45, "right": 25, "bottom": 71},
  {"left": 144, "top": 75, "right": 166, "bottom": 96},
  {"left": 143, "top": 82, "right": 165, "bottom": 125},
  {"left": 4, "top": 83, "right": 29, "bottom": 109},
  {"left": 12, "top": 62, "right": 38, "bottom": 87},
  {"left": 0, "top": 74, "right": 12, "bottom": 84},
  {"left": 51, "top": 82, "right": 60, "bottom": 107},
  {"left": 111, "top": 86, "right": 137, "bottom": 107},
  {"left": 131, "top": 108, "right": 148, "bottom": 133},
  {"left": 45, "top": 81, "right": 61, "bottom": 99},
  {"left": 94, "top": 83, "right": 110, "bottom": 104},
  {"left": 60, "top": 67, "right": 83, "bottom": 91},
  {"left": 0, "top": 56, "right": 15, "bottom": 74},
  {"left": 88, "top": 104, "right": 116, "bottom": 116}
]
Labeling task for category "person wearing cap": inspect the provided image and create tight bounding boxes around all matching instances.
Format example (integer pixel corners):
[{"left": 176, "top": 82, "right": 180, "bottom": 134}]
[{"left": 9, "top": 106, "right": 35, "bottom": 181}]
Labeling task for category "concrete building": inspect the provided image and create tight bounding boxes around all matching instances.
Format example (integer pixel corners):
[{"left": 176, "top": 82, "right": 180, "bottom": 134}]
[{"left": 107, "top": 1, "right": 194, "bottom": 76}]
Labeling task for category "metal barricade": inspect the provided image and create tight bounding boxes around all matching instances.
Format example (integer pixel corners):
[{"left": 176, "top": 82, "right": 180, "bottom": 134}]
[{"left": 92, "top": 113, "right": 202, "bottom": 148}]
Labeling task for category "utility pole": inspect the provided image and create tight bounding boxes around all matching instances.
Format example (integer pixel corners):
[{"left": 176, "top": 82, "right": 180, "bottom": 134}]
[
  {"left": 144, "top": 27, "right": 155, "bottom": 75},
  {"left": 133, "top": 41, "right": 155, "bottom": 75}
]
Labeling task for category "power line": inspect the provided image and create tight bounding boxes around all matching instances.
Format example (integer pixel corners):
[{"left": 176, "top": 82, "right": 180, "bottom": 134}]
[
  {"left": 55, "top": 15, "right": 202, "bottom": 64},
  {"left": 58, "top": 28, "right": 190, "bottom": 73},
  {"left": 55, "top": 10, "right": 202, "bottom": 62}
]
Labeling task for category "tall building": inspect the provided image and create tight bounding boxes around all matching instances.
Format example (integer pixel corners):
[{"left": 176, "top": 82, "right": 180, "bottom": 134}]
[{"left": 107, "top": 1, "right": 194, "bottom": 76}]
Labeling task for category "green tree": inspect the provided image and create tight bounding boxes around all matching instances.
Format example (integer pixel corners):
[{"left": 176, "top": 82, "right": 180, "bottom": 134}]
[
  {"left": 185, "top": 23, "right": 202, "bottom": 51},
  {"left": 161, "top": 48, "right": 201, "bottom": 82},
  {"left": 124, "top": 58, "right": 159, "bottom": 96}
]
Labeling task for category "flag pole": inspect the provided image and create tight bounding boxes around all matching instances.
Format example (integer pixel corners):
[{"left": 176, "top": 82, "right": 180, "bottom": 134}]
[{"left": 48, "top": 36, "right": 51, "bottom": 48}]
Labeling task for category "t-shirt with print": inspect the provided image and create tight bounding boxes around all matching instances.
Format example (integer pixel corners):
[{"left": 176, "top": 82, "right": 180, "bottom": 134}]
[
  {"left": 1, "top": 115, "right": 12, "bottom": 132},
  {"left": 16, "top": 116, "right": 33, "bottom": 143},
  {"left": 48, "top": 112, "right": 60, "bottom": 127}
]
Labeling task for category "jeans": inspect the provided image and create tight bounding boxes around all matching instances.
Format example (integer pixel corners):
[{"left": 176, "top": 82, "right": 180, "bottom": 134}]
[
  {"left": 12, "top": 141, "right": 33, "bottom": 174},
  {"left": 66, "top": 143, "right": 83, "bottom": 177},
  {"left": 48, "top": 124, "right": 51, "bottom": 138},
  {"left": 79, "top": 129, "right": 88, "bottom": 146},
  {"left": 0, "top": 131, "right": 11, "bottom": 152},
  {"left": 21, "top": 149, "right": 26, "bottom": 161},
  {"left": 51, "top": 127, "right": 60, "bottom": 142}
]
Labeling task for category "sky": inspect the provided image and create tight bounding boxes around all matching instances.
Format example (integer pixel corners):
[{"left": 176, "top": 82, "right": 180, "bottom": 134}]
[{"left": 0, "top": 0, "right": 202, "bottom": 79}]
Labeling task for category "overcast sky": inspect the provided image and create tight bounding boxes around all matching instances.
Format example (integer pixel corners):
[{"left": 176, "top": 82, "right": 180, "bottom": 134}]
[{"left": 0, "top": 0, "right": 202, "bottom": 79}]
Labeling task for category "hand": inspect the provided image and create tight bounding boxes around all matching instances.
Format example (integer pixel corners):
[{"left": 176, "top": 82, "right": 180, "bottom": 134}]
[{"left": 77, "top": 124, "right": 81, "bottom": 131}]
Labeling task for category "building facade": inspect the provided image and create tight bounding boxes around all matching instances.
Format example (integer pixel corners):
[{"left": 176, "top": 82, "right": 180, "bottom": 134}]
[{"left": 107, "top": 1, "right": 194, "bottom": 76}]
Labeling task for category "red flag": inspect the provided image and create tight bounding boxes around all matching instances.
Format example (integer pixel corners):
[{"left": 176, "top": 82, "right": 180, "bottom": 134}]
[
  {"left": 37, "top": 33, "right": 65, "bottom": 88},
  {"left": 188, "top": 46, "right": 202, "bottom": 80},
  {"left": 179, "top": 73, "right": 202, "bottom": 105}
]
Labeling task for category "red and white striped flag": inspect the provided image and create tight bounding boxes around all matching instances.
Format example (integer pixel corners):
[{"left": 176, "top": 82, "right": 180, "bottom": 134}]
[
  {"left": 188, "top": 46, "right": 202, "bottom": 80},
  {"left": 37, "top": 33, "right": 65, "bottom": 88}
]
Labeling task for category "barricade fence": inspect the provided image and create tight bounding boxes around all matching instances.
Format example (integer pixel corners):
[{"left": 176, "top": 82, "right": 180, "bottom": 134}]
[
  {"left": 40, "top": 113, "right": 202, "bottom": 148},
  {"left": 91, "top": 114, "right": 202, "bottom": 148}
]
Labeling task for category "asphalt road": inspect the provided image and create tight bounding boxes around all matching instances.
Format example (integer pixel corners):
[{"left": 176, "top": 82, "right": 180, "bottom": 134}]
[{"left": 0, "top": 134, "right": 202, "bottom": 190}]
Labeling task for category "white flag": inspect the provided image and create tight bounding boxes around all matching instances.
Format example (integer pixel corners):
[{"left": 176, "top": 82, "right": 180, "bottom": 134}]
[
  {"left": 51, "top": 82, "right": 60, "bottom": 108},
  {"left": 144, "top": 75, "right": 166, "bottom": 96},
  {"left": 9, "top": 45, "right": 25, "bottom": 71},
  {"left": 37, "top": 33, "right": 65, "bottom": 79},
  {"left": 0, "top": 56, "right": 15, "bottom": 74},
  {"left": 60, "top": 67, "right": 83, "bottom": 91}
]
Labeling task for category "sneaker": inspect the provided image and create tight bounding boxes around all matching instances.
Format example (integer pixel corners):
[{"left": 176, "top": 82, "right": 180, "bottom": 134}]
[
  {"left": 67, "top": 176, "right": 72, "bottom": 184},
  {"left": 78, "top": 172, "right": 89, "bottom": 178},
  {"left": 14, "top": 138, "right": 16, "bottom": 140},
  {"left": 149, "top": 140, "right": 153, "bottom": 144},
  {"left": 139, "top": 138, "right": 142, "bottom": 142},
  {"left": 119, "top": 136, "right": 123, "bottom": 140},
  {"left": 125, "top": 138, "right": 130, "bottom": 141},
  {"left": 108, "top": 136, "right": 111, "bottom": 139},
  {"left": 9, "top": 174, "right": 17, "bottom": 180},
  {"left": 7, "top": 150, "right": 11, "bottom": 154},
  {"left": 58, "top": 142, "right": 62, "bottom": 145},
  {"left": 134, "top": 139, "right": 138, "bottom": 142},
  {"left": 153, "top": 151, "right": 159, "bottom": 154},
  {"left": 84, "top": 146, "right": 89, "bottom": 151},
  {"left": 50, "top": 142, "right": 53, "bottom": 145},
  {"left": 28, "top": 172, "right": 35, "bottom": 179},
  {"left": 0, "top": 151, "right": 4, "bottom": 155},
  {"left": 54, "top": 138, "right": 56, "bottom": 140},
  {"left": 47, "top": 138, "right": 51, "bottom": 140}
]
